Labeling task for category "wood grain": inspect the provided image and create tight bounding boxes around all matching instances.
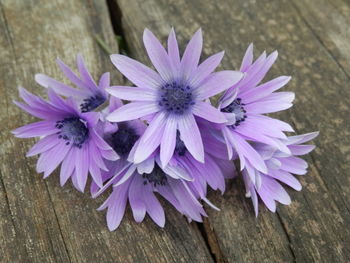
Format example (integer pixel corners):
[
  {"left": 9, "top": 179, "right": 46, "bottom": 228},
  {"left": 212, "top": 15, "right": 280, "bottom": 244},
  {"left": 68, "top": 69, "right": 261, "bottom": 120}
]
[
  {"left": 0, "top": 0, "right": 213, "bottom": 262},
  {"left": 113, "top": 0, "right": 350, "bottom": 262},
  {"left": 292, "top": 0, "right": 350, "bottom": 78}
]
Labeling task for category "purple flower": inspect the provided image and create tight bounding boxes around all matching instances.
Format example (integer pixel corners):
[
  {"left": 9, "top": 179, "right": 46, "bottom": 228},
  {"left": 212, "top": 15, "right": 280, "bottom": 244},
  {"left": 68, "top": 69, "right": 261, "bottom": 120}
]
[
  {"left": 35, "top": 54, "right": 109, "bottom": 112},
  {"left": 106, "top": 28, "right": 243, "bottom": 167},
  {"left": 96, "top": 166, "right": 208, "bottom": 230},
  {"left": 12, "top": 88, "right": 118, "bottom": 192},
  {"left": 92, "top": 98, "right": 207, "bottom": 230},
  {"left": 242, "top": 132, "right": 318, "bottom": 215},
  {"left": 218, "top": 44, "right": 295, "bottom": 174}
]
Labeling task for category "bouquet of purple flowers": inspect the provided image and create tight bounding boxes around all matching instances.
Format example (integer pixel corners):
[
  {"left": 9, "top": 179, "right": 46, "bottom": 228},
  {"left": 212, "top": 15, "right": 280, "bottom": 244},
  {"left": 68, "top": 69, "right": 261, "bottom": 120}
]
[{"left": 13, "top": 28, "right": 318, "bottom": 230}]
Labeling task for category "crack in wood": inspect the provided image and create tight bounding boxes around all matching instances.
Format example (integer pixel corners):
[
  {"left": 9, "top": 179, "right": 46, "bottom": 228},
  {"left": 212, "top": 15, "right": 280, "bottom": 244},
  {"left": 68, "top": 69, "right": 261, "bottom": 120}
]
[
  {"left": 106, "top": 0, "right": 130, "bottom": 54},
  {"left": 0, "top": 171, "right": 16, "bottom": 232},
  {"left": 0, "top": 1, "right": 17, "bottom": 63},
  {"left": 198, "top": 219, "right": 227, "bottom": 263},
  {"left": 276, "top": 212, "right": 297, "bottom": 262},
  {"left": 43, "top": 181, "right": 73, "bottom": 263}
]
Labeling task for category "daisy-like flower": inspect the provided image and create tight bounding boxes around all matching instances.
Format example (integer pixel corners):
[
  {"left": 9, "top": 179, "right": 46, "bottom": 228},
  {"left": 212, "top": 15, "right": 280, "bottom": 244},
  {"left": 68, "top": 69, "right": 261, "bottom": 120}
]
[
  {"left": 106, "top": 28, "right": 243, "bottom": 167},
  {"left": 242, "top": 132, "right": 318, "bottom": 216},
  {"left": 218, "top": 44, "right": 295, "bottom": 174},
  {"left": 35, "top": 54, "right": 109, "bottom": 112},
  {"left": 96, "top": 165, "right": 207, "bottom": 230},
  {"left": 92, "top": 98, "right": 206, "bottom": 230},
  {"left": 12, "top": 88, "right": 118, "bottom": 192}
]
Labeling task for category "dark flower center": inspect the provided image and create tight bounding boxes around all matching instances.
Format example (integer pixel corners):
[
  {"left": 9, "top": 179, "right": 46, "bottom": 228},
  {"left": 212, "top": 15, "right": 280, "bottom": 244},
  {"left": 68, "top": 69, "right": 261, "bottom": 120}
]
[
  {"left": 142, "top": 164, "right": 168, "bottom": 187},
  {"left": 221, "top": 98, "right": 247, "bottom": 127},
  {"left": 56, "top": 117, "right": 89, "bottom": 148},
  {"left": 158, "top": 81, "right": 195, "bottom": 115},
  {"left": 175, "top": 131, "right": 187, "bottom": 156},
  {"left": 80, "top": 94, "right": 105, "bottom": 112},
  {"left": 110, "top": 125, "right": 139, "bottom": 157}
]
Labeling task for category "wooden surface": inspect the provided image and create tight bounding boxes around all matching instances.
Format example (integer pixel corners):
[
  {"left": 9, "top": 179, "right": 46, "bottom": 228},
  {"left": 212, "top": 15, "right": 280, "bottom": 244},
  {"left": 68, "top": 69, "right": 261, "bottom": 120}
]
[{"left": 0, "top": 0, "right": 349, "bottom": 262}]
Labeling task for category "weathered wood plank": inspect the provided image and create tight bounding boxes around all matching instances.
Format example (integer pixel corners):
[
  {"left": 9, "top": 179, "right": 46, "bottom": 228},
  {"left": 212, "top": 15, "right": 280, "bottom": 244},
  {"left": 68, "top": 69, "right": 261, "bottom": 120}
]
[
  {"left": 113, "top": 0, "right": 350, "bottom": 262},
  {"left": 0, "top": 0, "right": 213, "bottom": 262},
  {"left": 292, "top": 0, "right": 350, "bottom": 78}
]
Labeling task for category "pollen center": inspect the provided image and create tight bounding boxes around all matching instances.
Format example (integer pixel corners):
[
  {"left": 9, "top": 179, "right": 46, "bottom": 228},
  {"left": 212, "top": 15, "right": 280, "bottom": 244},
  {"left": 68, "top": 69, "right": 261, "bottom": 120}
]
[
  {"left": 142, "top": 164, "right": 168, "bottom": 187},
  {"left": 110, "top": 125, "right": 139, "bottom": 157},
  {"left": 221, "top": 98, "right": 247, "bottom": 127},
  {"left": 80, "top": 94, "right": 105, "bottom": 112},
  {"left": 158, "top": 81, "right": 194, "bottom": 115},
  {"left": 56, "top": 117, "right": 89, "bottom": 148}
]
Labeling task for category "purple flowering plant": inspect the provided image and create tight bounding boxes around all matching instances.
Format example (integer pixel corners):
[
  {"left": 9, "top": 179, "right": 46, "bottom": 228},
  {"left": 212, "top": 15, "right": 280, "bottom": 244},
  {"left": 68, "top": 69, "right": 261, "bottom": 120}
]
[{"left": 13, "top": 28, "right": 318, "bottom": 230}]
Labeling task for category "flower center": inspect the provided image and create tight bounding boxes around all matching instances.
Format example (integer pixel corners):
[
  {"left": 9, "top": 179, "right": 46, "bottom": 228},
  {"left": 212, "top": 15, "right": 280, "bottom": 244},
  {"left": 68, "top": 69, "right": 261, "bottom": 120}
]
[
  {"left": 110, "top": 125, "right": 139, "bottom": 157},
  {"left": 158, "top": 81, "right": 194, "bottom": 115},
  {"left": 80, "top": 94, "right": 105, "bottom": 112},
  {"left": 142, "top": 164, "right": 168, "bottom": 187},
  {"left": 221, "top": 98, "right": 247, "bottom": 127},
  {"left": 175, "top": 131, "right": 187, "bottom": 156},
  {"left": 55, "top": 117, "right": 89, "bottom": 148}
]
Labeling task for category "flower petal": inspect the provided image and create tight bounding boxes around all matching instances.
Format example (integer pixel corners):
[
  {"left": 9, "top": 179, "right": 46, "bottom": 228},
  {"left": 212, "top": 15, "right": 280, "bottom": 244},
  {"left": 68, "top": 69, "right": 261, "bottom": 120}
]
[
  {"left": 145, "top": 189, "right": 165, "bottom": 227},
  {"left": 12, "top": 121, "right": 57, "bottom": 138},
  {"left": 240, "top": 43, "right": 254, "bottom": 72},
  {"left": 106, "top": 185, "right": 129, "bottom": 231},
  {"left": 134, "top": 112, "right": 167, "bottom": 163},
  {"left": 167, "top": 28, "right": 180, "bottom": 77},
  {"left": 244, "top": 50, "right": 278, "bottom": 89},
  {"left": 280, "top": 157, "right": 308, "bottom": 175},
  {"left": 288, "top": 145, "right": 315, "bottom": 156},
  {"left": 43, "top": 141, "right": 71, "bottom": 178},
  {"left": 56, "top": 58, "right": 88, "bottom": 91},
  {"left": 113, "top": 165, "right": 137, "bottom": 186},
  {"left": 244, "top": 100, "right": 293, "bottom": 114},
  {"left": 169, "top": 179, "right": 205, "bottom": 222},
  {"left": 106, "top": 86, "right": 156, "bottom": 101},
  {"left": 143, "top": 28, "right": 172, "bottom": 82},
  {"left": 285, "top": 132, "right": 319, "bottom": 145},
  {"left": 259, "top": 175, "right": 291, "bottom": 206},
  {"left": 26, "top": 135, "right": 60, "bottom": 157},
  {"left": 269, "top": 169, "right": 302, "bottom": 191},
  {"left": 99, "top": 72, "right": 110, "bottom": 91},
  {"left": 162, "top": 163, "right": 192, "bottom": 181},
  {"left": 241, "top": 117, "right": 287, "bottom": 139},
  {"left": 137, "top": 157, "right": 155, "bottom": 174},
  {"left": 189, "top": 51, "right": 225, "bottom": 87},
  {"left": 197, "top": 71, "right": 243, "bottom": 100},
  {"left": 129, "top": 175, "right": 146, "bottom": 222},
  {"left": 35, "top": 74, "right": 88, "bottom": 98},
  {"left": 180, "top": 29, "right": 202, "bottom": 81},
  {"left": 76, "top": 54, "right": 98, "bottom": 91},
  {"left": 60, "top": 147, "right": 75, "bottom": 186},
  {"left": 229, "top": 132, "right": 267, "bottom": 173},
  {"left": 240, "top": 76, "right": 291, "bottom": 103},
  {"left": 107, "top": 102, "right": 159, "bottom": 122},
  {"left": 110, "top": 54, "right": 163, "bottom": 89},
  {"left": 88, "top": 145, "right": 103, "bottom": 188},
  {"left": 75, "top": 144, "right": 89, "bottom": 192},
  {"left": 177, "top": 113, "right": 204, "bottom": 163},
  {"left": 192, "top": 101, "right": 226, "bottom": 123},
  {"left": 160, "top": 115, "right": 178, "bottom": 167}
]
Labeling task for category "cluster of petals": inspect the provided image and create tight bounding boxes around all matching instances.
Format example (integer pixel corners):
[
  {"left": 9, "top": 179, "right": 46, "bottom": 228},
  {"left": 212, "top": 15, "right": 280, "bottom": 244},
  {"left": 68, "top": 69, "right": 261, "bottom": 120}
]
[{"left": 13, "top": 28, "right": 317, "bottom": 230}]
